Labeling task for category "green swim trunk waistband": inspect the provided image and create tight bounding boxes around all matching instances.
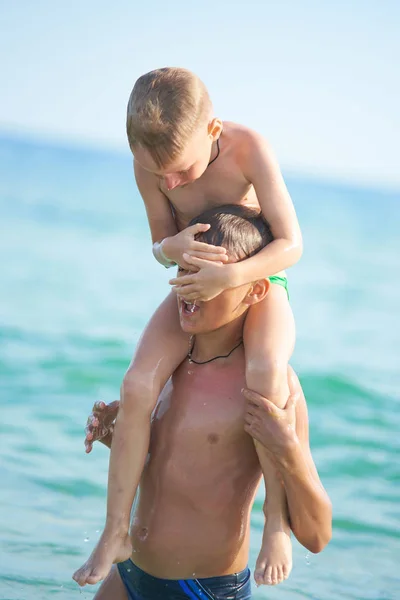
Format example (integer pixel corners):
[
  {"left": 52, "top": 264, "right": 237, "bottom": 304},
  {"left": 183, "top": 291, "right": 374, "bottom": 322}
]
[{"left": 268, "top": 275, "right": 289, "bottom": 299}]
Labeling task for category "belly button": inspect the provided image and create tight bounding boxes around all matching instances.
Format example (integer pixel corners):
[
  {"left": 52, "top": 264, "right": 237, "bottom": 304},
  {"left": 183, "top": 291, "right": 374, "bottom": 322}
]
[{"left": 207, "top": 433, "right": 219, "bottom": 444}]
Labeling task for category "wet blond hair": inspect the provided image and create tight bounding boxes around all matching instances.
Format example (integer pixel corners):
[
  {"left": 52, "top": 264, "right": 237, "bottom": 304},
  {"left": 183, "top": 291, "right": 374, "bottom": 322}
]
[{"left": 126, "top": 67, "right": 211, "bottom": 167}]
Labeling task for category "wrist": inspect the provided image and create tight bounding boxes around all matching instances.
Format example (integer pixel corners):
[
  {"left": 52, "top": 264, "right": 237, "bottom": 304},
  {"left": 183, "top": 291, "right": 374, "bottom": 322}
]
[
  {"left": 160, "top": 236, "right": 174, "bottom": 260},
  {"left": 153, "top": 238, "right": 177, "bottom": 268},
  {"left": 274, "top": 434, "right": 302, "bottom": 471},
  {"left": 224, "top": 262, "right": 241, "bottom": 288}
]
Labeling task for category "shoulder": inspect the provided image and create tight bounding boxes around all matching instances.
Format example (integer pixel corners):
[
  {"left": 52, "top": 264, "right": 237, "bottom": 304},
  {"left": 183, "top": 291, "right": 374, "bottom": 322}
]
[{"left": 222, "top": 122, "right": 276, "bottom": 178}]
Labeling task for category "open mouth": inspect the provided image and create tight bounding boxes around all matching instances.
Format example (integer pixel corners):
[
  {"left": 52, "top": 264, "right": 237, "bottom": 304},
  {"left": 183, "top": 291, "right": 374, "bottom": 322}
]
[{"left": 181, "top": 299, "right": 200, "bottom": 315}]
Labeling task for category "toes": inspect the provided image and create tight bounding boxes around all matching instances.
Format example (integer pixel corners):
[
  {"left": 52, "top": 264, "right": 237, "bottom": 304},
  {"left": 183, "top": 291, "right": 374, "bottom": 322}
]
[
  {"left": 277, "top": 566, "right": 284, "bottom": 584},
  {"left": 270, "top": 566, "right": 278, "bottom": 585},
  {"left": 72, "top": 568, "right": 88, "bottom": 587},
  {"left": 86, "top": 566, "right": 107, "bottom": 585},
  {"left": 254, "top": 567, "right": 264, "bottom": 586},
  {"left": 282, "top": 565, "right": 289, "bottom": 580},
  {"left": 265, "top": 565, "right": 273, "bottom": 585}
]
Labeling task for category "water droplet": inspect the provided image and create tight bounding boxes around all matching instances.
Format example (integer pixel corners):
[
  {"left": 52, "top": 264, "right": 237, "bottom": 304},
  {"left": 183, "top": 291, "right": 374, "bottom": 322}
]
[
  {"left": 127, "top": 568, "right": 131, "bottom": 573},
  {"left": 84, "top": 537, "right": 90, "bottom": 542},
  {"left": 305, "top": 552, "right": 311, "bottom": 565},
  {"left": 95, "top": 529, "right": 100, "bottom": 533}
]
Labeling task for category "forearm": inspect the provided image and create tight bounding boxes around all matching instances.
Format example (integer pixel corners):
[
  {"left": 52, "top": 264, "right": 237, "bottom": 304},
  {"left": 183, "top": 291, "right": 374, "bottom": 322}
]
[
  {"left": 276, "top": 439, "right": 332, "bottom": 553},
  {"left": 228, "top": 238, "right": 302, "bottom": 286}
]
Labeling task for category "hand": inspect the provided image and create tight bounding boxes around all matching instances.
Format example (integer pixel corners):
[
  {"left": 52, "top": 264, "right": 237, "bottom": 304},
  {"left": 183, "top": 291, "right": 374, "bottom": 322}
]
[
  {"left": 84, "top": 400, "right": 120, "bottom": 453},
  {"left": 162, "top": 224, "right": 228, "bottom": 269},
  {"left": 169, "top": 254, "right": 232, "bottom": 301},
  {"left": 243, "top": 386, "right": 299, "bottom": 458}
]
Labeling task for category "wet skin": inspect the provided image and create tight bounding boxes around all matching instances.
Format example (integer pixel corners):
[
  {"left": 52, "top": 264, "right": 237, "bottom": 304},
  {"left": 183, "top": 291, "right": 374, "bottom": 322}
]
[{"left": 131, "top": 346, "right": 261, "bottom": 578}]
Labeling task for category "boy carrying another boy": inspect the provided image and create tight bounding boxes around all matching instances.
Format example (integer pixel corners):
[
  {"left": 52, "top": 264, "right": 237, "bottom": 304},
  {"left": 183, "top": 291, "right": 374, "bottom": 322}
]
[
  {"left": 73, "top": 67, "right": 303, "bottom": 588},
  {"left": 81, "top": 207, "right": 331, "bottom": 600}
]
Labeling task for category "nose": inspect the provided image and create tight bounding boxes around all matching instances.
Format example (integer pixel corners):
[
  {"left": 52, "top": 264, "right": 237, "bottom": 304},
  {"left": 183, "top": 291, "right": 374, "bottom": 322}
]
[{"left": 163, "top": 174, "right": 181, "bottom": 190}]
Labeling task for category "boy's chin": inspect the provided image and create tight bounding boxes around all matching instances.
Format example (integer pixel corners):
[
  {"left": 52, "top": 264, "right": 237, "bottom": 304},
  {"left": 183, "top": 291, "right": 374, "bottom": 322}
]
[
  {"left": 180, "top": 320, "right": 202, "bottom": 334},
  {"left": 179, "top": 315, "right": 208, "bottom": 335}
]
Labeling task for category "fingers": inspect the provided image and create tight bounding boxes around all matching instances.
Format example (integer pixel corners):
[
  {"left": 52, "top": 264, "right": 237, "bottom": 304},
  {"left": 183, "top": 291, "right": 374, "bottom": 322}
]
[
  {"left": 191, "top": 241, "right": 227, "bottom": 254},
  {"left": 242, "top": 388, "right": 275, "bottom": 410},
  {"left": 172, "top": 285, "right": 199, "bottom": 298},
  {"left": 169, "top": 273, "right": 196, "bottom": 286},
  {"left": 106, "top": 400, "right": 120, "bottom": 412},
  {"left": 286, "top": 391, "right": 300, "bottom": 411},
  {"left": 182, "top": 253, "right": 216, "bottom": 267},
  {"left": 187, "top": 223, "right": 211, "bottom": 235},
  {"left": 177, "top": 291, "right": 200, "bottom": 301},
  {"left": 187, "top": 251, "right": 228, "bottom": 262}
]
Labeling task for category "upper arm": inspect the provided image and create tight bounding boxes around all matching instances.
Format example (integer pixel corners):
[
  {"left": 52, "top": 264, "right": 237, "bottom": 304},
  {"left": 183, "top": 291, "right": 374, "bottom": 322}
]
[
  {"left": 288, "top": 366, "right": 321, "bottom": 483},
  {"left": 134, "top": 160, "right": 179, "bottom": 244},
  {"left": 240, "top": 130, "right": 302, "bottom": 248}
]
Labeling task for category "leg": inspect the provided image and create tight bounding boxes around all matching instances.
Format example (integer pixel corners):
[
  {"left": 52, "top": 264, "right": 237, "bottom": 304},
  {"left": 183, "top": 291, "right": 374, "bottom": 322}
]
[
  {"left": 94, "top": 565, "right": 128, "bottom": 600},
  {"left": 245, "top": 284, "right": 294, "bottom": 410},
  {"left": 73, "top": 292, "right": 189, "bottom": 586},
  {"left": 244, "top": 284, "right": 295, "bottom": 586}
]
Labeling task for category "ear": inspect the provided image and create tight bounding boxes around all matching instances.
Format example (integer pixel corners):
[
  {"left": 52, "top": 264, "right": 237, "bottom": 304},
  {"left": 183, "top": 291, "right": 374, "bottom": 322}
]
[
  {"left": 243, "top": 278, "right": 270, "bottom": 306},
  {"left": 208, "top": 117, "right": 223, "bottom": 141}
]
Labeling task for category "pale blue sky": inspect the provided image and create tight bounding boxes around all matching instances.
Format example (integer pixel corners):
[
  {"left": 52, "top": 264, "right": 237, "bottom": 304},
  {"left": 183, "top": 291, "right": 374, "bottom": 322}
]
[{"left": 1, "top": 0, "right": 399, "bottom": 186}]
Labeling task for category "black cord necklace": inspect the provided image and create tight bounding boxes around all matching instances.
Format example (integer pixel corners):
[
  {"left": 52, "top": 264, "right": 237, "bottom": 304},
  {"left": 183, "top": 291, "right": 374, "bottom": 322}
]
[
  {"left": 207, "top": 136, "right": 221, "bottom": 168},
  {"left": 188, "top": 336, "right": 243, "bottom": 365}
]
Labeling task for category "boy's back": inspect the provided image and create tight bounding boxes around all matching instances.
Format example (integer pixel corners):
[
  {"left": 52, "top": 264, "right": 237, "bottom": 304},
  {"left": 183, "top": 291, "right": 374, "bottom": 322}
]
[{"left": 131, "top": 348, "right": 262, "bottom": 579}]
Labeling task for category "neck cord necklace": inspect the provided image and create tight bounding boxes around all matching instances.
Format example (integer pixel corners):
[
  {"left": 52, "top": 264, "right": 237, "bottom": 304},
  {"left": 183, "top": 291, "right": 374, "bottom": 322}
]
[
  {"left": 188, "top": 335, "right": 243, "bottom": 365},
  {"left": 207, "top": 136, "right": 221, "bottom": 168}
]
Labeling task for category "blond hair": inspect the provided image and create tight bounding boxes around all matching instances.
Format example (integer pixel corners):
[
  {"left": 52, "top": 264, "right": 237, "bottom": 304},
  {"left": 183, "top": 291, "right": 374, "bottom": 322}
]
[{"left": 126, "top": 67, "right": 211, "bottom": 167}]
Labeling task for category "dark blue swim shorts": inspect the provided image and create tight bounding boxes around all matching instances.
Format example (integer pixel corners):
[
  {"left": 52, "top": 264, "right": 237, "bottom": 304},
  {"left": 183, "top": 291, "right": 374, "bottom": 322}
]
[{"left": 117, "top": 558, "right": 252, "bottom": 599}]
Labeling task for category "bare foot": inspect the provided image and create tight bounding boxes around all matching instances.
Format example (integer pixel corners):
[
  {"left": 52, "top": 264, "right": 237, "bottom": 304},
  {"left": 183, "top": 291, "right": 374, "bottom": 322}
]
[
  {"left": 73, "top": 527, "right": 132, "bottom": 586},
  {"left": 85, "top": 400, "right": 120, "bottom": 453},
  {"left": 254, "top": 528, "right": 292, "bottom": 586}
]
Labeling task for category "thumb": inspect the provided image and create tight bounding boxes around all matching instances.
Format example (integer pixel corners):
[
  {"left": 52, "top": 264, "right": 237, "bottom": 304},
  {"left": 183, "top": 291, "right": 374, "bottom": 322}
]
[
  {"left": 286, "top": 391, "right": 300, "bottom": 412},
  {"left": 187, "top": 223, "right": 210, "bottom": 235}
]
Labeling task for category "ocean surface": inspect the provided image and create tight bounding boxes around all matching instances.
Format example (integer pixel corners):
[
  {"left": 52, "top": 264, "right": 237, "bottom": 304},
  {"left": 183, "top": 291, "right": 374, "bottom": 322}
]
[{"left": 0, "top": 134, "right": 399, "bottom": 600}]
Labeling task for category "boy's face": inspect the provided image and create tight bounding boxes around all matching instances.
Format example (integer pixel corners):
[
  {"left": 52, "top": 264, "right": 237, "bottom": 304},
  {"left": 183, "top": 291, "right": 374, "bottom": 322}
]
[
  {"left": 176, "top": 265, "right": 268, "bottom": 335},
  {"left": 134, "top": 118, "right": 222, "bottom": 190}
]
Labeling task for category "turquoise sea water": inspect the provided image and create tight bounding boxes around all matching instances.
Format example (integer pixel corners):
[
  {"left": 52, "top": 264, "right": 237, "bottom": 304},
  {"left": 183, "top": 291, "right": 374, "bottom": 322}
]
[{"left": 0, "top": 134, "right": 399, "bottom": 600}]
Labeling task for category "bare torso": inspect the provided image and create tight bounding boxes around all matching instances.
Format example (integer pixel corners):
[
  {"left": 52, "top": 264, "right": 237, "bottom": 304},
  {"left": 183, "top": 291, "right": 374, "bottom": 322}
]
[
  {"left": 162, "top": 122, "right": 260, "bottom": 230},
  {"left": 130, "top": 347, "right": 262, "bottom": 579}
]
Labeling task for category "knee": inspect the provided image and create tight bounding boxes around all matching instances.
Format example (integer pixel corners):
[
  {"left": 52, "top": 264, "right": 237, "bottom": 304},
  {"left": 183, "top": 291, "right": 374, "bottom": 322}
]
[
  {"left": 120, "top": 367, "right": 158, "bottom": 415},
  {"left": 247, "top": 355, "right": 287, "bottom": 386},
  {"left": 246, "top": 356, "right": 289, "bottom": 406}
]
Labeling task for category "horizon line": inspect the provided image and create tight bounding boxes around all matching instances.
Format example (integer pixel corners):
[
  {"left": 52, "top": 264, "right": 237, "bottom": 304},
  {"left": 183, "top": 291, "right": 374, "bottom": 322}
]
[{"left": 1, "top": 124, "right": 399, "bottom": 196}]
